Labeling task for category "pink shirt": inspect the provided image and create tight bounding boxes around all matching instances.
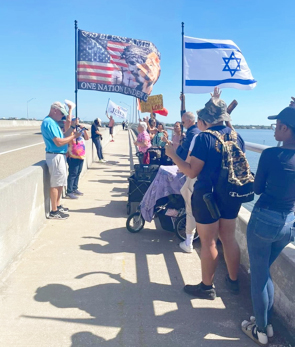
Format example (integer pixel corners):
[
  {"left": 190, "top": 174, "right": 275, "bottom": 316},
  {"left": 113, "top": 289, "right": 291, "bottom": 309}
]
[
  {"left": 137, "top": 130, "right": 151, "bottom": 153},
  {"left": 172, "top": 133, "right": 182, "bottom": 149}
]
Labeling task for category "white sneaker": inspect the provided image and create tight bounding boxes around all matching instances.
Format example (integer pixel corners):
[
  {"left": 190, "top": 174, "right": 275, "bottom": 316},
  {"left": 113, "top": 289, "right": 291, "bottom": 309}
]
[
  {"left": 179, "top": 241, "right": 193, "bottom": 253},
  {"left": 101, "top": 159, "right": 107, "bottom": 163}
]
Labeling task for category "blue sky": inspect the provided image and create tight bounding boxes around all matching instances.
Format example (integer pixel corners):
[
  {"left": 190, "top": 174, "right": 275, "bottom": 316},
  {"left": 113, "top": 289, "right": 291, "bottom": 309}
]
[{"left": 1, "top": 0, "right": 294, "bottom": 125}]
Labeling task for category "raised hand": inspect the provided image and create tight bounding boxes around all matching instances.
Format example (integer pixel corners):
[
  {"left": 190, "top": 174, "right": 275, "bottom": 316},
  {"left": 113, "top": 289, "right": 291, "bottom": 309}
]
[
  {"left": 210, "top": 87, "right": 222, "bottom": 99},
  {"left": 290, "top": 97, "right": 295, "bottom": 108}
]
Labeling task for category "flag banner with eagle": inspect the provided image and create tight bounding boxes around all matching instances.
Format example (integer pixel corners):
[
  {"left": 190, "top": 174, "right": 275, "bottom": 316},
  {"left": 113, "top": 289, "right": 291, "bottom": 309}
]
[
  {"left": 183, "top": 36, "right": 256, "bottom": 94},
  {"left": 78, "top": 30, "right": 161, "bottom": 101}
]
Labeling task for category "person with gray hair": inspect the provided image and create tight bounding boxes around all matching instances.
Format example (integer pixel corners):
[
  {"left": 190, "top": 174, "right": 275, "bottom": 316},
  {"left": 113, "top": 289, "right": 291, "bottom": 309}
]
[
  {"left": 139, "top": 121, "right": 147, "bottom": 131},
  {"left": 41, "top": 102, "right": 81, "bottom": 219},
  {"left": 134, "top": 122, "right": 151, "bottom": 162},
  {"left": 175, "top": 94, "right": 200, "bottom": 161}
]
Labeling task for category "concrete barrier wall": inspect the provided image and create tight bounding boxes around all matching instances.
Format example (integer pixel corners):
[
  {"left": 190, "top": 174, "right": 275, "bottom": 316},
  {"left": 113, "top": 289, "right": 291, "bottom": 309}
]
[
  {"left": 0, "top": 120, "right": 43, "bottom": 127},
  {"left": 236, "top": 206, "right": 295, "bottom": 335},
  {"left": 0, "top": 125, "right": 121, "bottom": 275}
]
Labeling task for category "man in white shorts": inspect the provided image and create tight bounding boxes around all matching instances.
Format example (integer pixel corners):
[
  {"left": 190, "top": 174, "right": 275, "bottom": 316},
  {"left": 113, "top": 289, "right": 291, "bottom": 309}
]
[{"left": 41, "top": 102, "right": 81, "bottom": 219}]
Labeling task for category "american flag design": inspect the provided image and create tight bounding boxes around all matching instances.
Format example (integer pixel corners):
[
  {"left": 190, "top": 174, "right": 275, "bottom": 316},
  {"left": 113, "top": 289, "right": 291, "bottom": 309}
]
[{"left": 77, "top": 30, "right": 161, "bottom": 101}]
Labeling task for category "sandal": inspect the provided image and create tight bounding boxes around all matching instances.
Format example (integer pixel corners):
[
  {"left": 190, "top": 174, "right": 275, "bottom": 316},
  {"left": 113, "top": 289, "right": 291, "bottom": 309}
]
[{"left": 241, "top": 319, "right": 268, "bottom": 346}]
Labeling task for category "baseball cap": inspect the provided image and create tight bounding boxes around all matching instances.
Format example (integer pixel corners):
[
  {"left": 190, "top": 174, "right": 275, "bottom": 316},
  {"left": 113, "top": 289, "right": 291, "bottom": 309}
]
[
  {"left": 268, "top": 107, "right": 295, "bottom": 127},
  {"left": 51, "top": 102, "right": 68, "bottom": 116},
  {"left": 197, "top": 98, "right": 231, "bottom": 124}
]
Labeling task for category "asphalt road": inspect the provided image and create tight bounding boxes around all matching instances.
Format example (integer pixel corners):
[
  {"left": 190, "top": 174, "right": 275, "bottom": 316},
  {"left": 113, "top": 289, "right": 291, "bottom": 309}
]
[{"left": 0, "top": 127, "right": 45, "bottom": 180}]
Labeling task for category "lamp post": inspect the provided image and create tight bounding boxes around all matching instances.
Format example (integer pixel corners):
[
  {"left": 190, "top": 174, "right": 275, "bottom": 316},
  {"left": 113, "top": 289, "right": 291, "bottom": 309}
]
[
  {"left": 27, "top": 98, "right": 36, "bottom": 120},
  {"left": 120, "top": 101, "right": 131, "bottom": 123}
]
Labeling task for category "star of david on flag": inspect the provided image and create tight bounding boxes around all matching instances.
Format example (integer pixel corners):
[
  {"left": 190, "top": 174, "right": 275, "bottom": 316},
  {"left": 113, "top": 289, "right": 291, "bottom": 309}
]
[{"left": 183, "top": 36, "right": 257, "bottom": 94}]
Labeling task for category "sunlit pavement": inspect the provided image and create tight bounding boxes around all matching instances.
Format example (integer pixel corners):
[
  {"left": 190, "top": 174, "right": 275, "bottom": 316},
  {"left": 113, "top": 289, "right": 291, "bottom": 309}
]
[{"left": 0, "top": 130, "right": 293, "bottom": 347}]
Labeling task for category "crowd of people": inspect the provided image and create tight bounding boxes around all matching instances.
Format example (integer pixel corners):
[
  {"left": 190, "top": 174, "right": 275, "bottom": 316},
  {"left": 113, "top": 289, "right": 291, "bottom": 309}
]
[
  {"left": 163, "top": 91, "right": 295, "bottom": 346},
  {"left": 40, "top": 92, "right": 295, "bottom": 346},
  {"left": 133, "top": 90, "right": 295, "bottom": 346}
]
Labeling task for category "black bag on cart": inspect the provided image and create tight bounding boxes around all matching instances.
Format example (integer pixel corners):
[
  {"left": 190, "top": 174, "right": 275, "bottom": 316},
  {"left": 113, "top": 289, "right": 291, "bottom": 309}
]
[
  {"left": 133, "top": 164, "right": 159, "bottom": 182},
  {"left": 147, "top": 148, "right": 162, "bottom": 165},
  {"left": 147, "top": 148, "right": 174, "bottom": 166}
]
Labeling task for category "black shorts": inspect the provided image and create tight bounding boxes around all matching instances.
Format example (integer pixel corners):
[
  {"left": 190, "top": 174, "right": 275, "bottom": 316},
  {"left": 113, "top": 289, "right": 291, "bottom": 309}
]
[
  {"left": 191, "top": 187, "right": 242, "bottom": 224},
  {"left": 109, "top": 127, "right": 113, "bottom": 135}
]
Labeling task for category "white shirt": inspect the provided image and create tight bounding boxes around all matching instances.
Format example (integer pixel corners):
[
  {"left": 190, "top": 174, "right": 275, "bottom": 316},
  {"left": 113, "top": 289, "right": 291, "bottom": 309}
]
[{"left": 189, "top": 134, "right": 199, "bottom": 152}]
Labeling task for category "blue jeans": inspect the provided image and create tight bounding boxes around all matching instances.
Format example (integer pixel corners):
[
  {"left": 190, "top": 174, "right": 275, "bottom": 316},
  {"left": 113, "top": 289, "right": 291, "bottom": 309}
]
[
  {"left": 67, "top": 158, "right": 84, "bottom": 194},
  {"left": 247, "top": 206, "right": 295, "bottom": 331},
  {"left": 93, "top": 138, "right": 103, "bottom": 160}
]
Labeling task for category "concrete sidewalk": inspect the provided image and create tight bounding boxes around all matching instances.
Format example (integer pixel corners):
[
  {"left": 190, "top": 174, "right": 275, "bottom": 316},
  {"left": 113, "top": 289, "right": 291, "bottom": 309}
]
[{"left": 0, "top": 130, "right": 293, "bottom": 347}]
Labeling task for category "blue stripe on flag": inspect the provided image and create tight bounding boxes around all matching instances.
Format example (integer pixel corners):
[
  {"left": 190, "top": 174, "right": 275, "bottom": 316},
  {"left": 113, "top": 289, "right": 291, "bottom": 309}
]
[
  {"left": 185, "top": 79, "right": 256, "bottom": 86},
  {"left": 185, "top": 42, "right": 241, "bottom": 53}
]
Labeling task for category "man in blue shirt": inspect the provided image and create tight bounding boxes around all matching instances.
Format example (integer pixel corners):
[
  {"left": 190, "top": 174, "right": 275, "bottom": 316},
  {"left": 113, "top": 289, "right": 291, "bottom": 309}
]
[
  {"left": 41, "top": 102, "right": 81, "bottom": 220},
  {"left": 176, "top": 111, "right": 200, "bottom": 161},
  {"left": 175, "top": 93, "right": 200, "bottom": 161}
]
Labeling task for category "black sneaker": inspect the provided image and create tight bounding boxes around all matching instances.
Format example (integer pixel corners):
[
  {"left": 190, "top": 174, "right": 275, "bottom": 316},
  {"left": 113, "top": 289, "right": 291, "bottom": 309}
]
[
  {"left": 57, "top": 205, "right": 69, "bottom": 213},
  {"left": 183, "top": 283, "right": 216, "bottom": 300},
  {"left": 48, "top": 210, "right": 69, "bottom": 220},
  {"left": 225, "top": 274, "right": 240, "bottom": 295}
]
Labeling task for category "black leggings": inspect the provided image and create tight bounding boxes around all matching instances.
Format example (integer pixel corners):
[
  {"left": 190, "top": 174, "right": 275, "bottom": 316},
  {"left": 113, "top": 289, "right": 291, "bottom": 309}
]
[{"left": 92, "top": 138, "right": 103, "bottom": 160}]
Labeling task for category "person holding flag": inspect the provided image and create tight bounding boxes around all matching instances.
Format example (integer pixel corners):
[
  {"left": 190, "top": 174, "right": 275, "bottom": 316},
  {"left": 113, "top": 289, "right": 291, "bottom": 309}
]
[{"left": 106, "top": 113, "right": 115, "bottom": 142}]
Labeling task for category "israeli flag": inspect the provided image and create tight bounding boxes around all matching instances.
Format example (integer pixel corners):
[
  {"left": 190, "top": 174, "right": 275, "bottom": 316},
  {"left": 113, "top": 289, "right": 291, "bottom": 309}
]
[{"left": 183, "top": 36, "right": 257, "bottom": 94}]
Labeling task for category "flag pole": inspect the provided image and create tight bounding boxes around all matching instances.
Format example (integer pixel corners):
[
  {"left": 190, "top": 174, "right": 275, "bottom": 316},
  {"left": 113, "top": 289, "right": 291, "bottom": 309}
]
[
  {"left": 75, "top": 20, "right": 78, "bottom": 120},
  {"left": 181, "top": 22, "right": 184, "bottom": 97},
  {"left": 181, "top": 22, "right": 185, "bottom": 134},
  {"left": 106, "top": 98, "right": 110, "bottom": 115},
  {"left": 74, "top": 20, "right": 78, "bottom": 143}
]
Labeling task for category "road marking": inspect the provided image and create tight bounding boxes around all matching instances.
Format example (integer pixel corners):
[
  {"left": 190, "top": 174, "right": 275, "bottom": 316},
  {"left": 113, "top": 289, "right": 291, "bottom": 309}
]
[
  {"left": 0, "top": 142, "right": 44, "bottom": 156},
  {"left": 3, "top": 134, "right": 21, "bottom": 137},
  {"left": 1, "top": 131, "right": 40, "bottom": 137}
]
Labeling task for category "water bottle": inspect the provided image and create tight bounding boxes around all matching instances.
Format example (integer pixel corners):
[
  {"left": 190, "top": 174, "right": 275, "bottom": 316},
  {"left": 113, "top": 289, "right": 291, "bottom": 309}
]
[{"left": 203, "top": 193, "right": 221, "bottom": 220}]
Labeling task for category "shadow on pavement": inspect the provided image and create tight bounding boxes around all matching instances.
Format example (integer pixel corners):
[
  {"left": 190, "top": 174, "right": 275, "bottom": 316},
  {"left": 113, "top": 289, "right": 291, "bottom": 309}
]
[
  {"left": 70, "top": 201, "right": 127, "bottom": 218},
  {"left": 88, "top": 179, "right": 125, "bottom": 184},
  {"left": 22, "top": 132, "right": 295, "bottom": 347}
]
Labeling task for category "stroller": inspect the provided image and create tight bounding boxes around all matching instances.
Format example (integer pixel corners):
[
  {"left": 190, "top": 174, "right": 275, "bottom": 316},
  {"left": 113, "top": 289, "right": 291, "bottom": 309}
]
[
  {"left": 126, "top": 194, "right": 199, "bottom": 241},
  {"left": 126, "top": 164, "right": 159, "bottom": 215}
]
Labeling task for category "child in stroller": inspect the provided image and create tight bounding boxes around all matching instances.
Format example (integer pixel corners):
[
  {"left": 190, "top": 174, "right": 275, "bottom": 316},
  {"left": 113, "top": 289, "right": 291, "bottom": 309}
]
[{"left": 126, "top": 194, "right": 199, "bottom": 241}]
